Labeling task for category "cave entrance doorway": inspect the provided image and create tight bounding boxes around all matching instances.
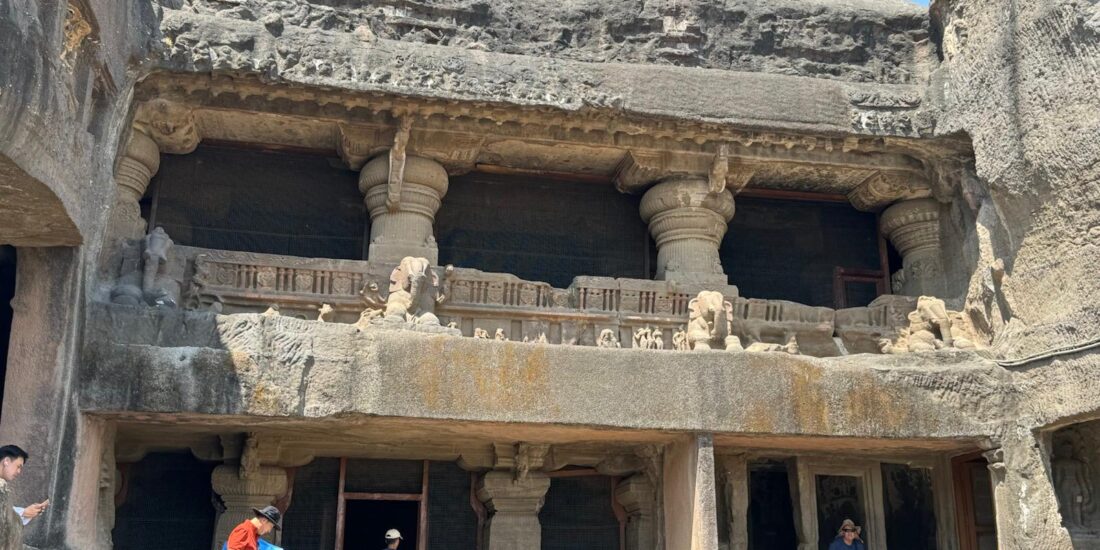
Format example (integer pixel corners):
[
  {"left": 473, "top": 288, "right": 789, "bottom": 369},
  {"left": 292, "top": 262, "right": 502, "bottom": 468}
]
[{"left": 336, "top": 458, "right": 427, "bottom": 550}]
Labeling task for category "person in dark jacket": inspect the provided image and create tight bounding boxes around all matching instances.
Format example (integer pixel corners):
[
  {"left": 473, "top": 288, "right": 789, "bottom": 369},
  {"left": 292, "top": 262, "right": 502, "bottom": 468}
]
[
  {"left": 383, "top": 529, "right": 402, "bottom": 550},
  {"left": 828, "top": 518, "right": 866, "bottom": 550}
]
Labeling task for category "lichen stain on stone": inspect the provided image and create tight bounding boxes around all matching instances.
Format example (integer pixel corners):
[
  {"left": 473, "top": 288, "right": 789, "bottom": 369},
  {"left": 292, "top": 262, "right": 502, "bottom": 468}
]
[
  {"left": 842, "top": 377, "right": 913, "bottom": 434},
  {"left": 786, "top": 360, "right": 829, "bottom": 433},
  {"left": 416, "top": 339, "right": 552, "bottom": 416}
]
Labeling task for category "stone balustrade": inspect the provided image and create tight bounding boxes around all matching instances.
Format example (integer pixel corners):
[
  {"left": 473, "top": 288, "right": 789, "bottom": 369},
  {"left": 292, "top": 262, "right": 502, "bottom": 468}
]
[{"left": 140, "top": 245, "right": 944, "bottom": 357}]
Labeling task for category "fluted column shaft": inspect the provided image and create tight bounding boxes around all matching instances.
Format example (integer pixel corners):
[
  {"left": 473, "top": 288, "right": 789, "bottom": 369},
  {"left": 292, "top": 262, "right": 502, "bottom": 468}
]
[
  {"left": 640, "top": 177, "right": 735, "bottom": 286},
  {"left": 881, "top": 198, "right": 945, "bottom": 296},
  {"left": 359, "top": 154, "right": 449, "bottom": 264}
]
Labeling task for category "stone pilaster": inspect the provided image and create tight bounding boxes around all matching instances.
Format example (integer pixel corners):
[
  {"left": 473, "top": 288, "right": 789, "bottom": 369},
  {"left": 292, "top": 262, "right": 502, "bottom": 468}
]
[
  {"left": 880, "top": 198, "right": 946, "bottom": 297},
  {"left": 717, "top": 454, "right": 749, "bottom": 550},
  {"left": 111, "top": 129, "right": 160, "bottom": 240},
  {"left": 615, "top": 474, "right": 657, "bottom": 550},
  {"left": 210, "top": 465, "right": 287, "bottom": 550},
  {"left": 640, "top": 177, "right": 735, "bottom": 286},
  {"left": 663, "top": 433, "right": 719, "bottom": 550},
  {"left": 985, "top": 431, "right": 1074, "bottom": 550},
  {"left": 476, "top": 470, "right": 551, "bottom": 550},
  {"left": 359, "top": 154, "right": 449, "bottom": 264}
]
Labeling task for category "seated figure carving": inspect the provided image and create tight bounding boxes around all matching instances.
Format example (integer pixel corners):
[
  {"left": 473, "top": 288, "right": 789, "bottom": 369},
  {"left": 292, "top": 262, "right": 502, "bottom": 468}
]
[
  {"left": 687, "top": 291, "right": 742, "bottom": 351},
  {"left": 879, "top": 296, "right": 978, "bottom": 353}
]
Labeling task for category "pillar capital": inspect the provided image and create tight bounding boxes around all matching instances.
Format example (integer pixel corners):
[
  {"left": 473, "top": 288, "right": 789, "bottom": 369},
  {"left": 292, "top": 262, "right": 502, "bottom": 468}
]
[
  {"left": 848, "top": 170, "right": 931, "bottom": 212},
  {"left": 640, "top": 177, "right": 734, "bottom": 285},
  {"left": 881, "top": 198, "right": 945, "bottom": 296},
  {"left": 359, "top": 153, "right": 449, "bottom": 264},
  {"left": 477, "top": 471, "right": 551, "bottom": 550}
]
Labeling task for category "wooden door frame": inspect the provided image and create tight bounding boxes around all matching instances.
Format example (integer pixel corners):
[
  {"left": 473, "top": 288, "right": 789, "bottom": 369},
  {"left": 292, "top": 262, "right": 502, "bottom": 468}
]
[
  {"left": 952, "top": 451, "right": 996, "bottom": 550},
  {"left": 335, "top": 458, "right": 429, "bottom": 550}
]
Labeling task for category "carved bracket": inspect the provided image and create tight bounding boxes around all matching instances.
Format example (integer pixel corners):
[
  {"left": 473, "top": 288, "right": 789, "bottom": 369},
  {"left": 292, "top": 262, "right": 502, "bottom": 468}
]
[
  {"left": 387, "top": 117, "right": 413, "bottom": 212},
  {"left": 847, "top": 170, "right": 932, "bottom": 212},
  {"left": 133, "top": 99, "right": 200, "bottom": 154},
  {"left": 616, "top": 148, "right": 757, "bottom": 195}
]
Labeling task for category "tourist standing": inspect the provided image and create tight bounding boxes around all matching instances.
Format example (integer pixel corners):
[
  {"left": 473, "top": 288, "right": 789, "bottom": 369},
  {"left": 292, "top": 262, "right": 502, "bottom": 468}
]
[
  {"left": 382, "top": 528, "right": 402, "bottom": 550},
  {"left": 225, "top": 505, "right": 282, "bottom": 550},
  {"left": 828, "top": 519, "right": 866, "bottom": 550}
]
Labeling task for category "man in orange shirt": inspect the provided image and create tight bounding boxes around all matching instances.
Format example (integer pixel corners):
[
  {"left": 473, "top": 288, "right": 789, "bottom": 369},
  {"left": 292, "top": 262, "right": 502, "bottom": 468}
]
[{"left": 226, "top": 505, "right": 282, "bottom": 550}]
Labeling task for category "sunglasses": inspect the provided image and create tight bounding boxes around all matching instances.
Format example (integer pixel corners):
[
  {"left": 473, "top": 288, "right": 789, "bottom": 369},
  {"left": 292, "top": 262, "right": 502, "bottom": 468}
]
[{"left": 842, "top": 528, "right": 857, "bottom": 533}]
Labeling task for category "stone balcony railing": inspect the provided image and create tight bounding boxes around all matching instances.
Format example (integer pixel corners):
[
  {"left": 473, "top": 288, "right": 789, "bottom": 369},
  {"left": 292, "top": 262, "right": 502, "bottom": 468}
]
[{"left": 142, "top": 246, "right": 930, "bottom": 358}]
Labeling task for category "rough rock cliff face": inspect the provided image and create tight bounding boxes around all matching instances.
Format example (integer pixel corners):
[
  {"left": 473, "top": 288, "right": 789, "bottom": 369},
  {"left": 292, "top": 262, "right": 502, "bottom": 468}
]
[
  {"left": 930, "top": 1, "right": 1100, "bottom": 547},
  {"left": 165, "top": 0, "right": 931, "bottom": 83}
]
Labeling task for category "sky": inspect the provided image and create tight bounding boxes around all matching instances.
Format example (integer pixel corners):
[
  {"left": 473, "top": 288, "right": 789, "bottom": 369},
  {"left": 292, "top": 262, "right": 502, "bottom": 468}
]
[{"left": 910, "top": 0, "right": 930, "bottom": 5}]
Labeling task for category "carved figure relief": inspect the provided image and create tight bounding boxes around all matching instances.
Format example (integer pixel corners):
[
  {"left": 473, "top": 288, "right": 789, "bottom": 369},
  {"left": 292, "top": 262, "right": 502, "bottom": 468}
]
[
  {"left": 317, "top": 303, "right": 334, "bottom": 322},
  {"left": 474, "top": 328, "right": 489, "bottom": 339},
  {"left": 672, "top": 327, "right": 690, "bottom": 351},
  {"left": 1053, "top": 436, "right": 1095, "bottom": 532},
  {"left": 597, "top": 329, "right": 621, "bottom": 348},
  {"left": 687, "top": 291, "right": 735, "bottom": 351},
  {"left": 113, "top": 226, "right": 182, "bottom": 308},
  {"left": 879, "top": 296, "right": 978, "bottom": 354},
  {"left": 494, "top": 328, "right": 508, "bottom": 341}
]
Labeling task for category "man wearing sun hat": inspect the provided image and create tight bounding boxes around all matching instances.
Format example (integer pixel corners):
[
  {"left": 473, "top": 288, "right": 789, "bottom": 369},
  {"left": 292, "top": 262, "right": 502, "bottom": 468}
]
[
  {"left": 226, "top": 505, "right": 282, "bottom": 550},
  {"left": 828, "top": 518, "right": 865, "bottom": 550}
]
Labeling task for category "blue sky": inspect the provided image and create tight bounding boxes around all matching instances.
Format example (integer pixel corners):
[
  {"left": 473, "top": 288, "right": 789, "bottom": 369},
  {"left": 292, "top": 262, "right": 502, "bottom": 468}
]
[{"left": 909, "top": 0, "right": 930, "bottom": 5}]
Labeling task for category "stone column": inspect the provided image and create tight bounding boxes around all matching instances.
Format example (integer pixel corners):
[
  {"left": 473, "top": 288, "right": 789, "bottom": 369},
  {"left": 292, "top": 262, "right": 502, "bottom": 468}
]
[
  {"left": 476, "top": 471, "right": 551, "bottom": 550},
  {"left": 359, "top": 154, "right": 449, "bottom": 264},
  {"left": 663, "top": 433, "right": 720, "bottom": 550},
  {"left": 717, "top": 454, "right": 749, "bottom": 550},
  {"left": 110, "top": 129, "right": 160, "bottom": 240},
  {"left": 880, "top": 198, "right": 946, "bottom": 296},
  {"left": 615, "top": 474, "right": 657, "bottom": 550},
  {"left": 640, "top": 177, "right": 734, "bottom": 286},
  {"left": 210, "top": 465, "right": 288, "bottom": 550}
]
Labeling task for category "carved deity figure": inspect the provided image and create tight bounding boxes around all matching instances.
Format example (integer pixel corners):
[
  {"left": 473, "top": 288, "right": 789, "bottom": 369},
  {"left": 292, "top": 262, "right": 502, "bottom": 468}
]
[
  {"left": 687, "top": 291, "right": 735, "bottom": 351},
  {"left": 879, "top": 296, "right": 978, "bottom": 354},
  {"left": 494, "top": 328, "right": 509, "bottom": 341},
  {"left": 652, "top": 327, "right": 664, "bottom": 350},
  {"left": 1053, "top": 438, "right": 1094, "bottom": 532},
  {"left": 473, "top": 328, "right": 489, "bottom": 339},
  {"left": 597, "top": 329, "right": 621, "bottom": 348},
  {"left": 141, "top": 227, "right": 179, "bottom": 307},
  {"left": 633, "top": 326, "right": 652, "bottom": 349},
  {"left": 317, "top": 303, "right": 334, "bottom": 322},
  {"left": 672, "top": 327, "right": 689, "bottom": 351},
  {"left": 359, "top": 257, "right": 454, "bottom": 326}
]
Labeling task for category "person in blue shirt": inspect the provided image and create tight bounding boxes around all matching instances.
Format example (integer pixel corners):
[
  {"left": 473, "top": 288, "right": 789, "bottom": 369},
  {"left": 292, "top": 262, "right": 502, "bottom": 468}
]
[{"left": 828, "top": 519, "right": 866, "bottom": 550}]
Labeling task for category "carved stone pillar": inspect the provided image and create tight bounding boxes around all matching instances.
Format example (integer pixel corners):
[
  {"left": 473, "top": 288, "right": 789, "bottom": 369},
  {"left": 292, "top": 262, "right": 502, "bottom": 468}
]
[
  {"left": 359, "top": 154, "right": 449, "bottom": 264},
  {"left": 111, "top": 129, "right": 160, "bottom": 240},
  {"left": 615, "top": 474, "right": 657, "bottom": 550},
  {"left": 210, "top": 465, "right": 287, "bottom": 550},
  {"left": 640, "top": 177, "right": 735, "bottom": 286},
  {"left": 476, "top": 470, "right": 551, "bottom": 550},
  {"left": 880, "top": 198, "right": 945, "bottom": 296},
  {"left": 717, "top": 455, "right": 749, "bottom": 550},
  {"left": 663, "top": 433, "right": 720, "bottom": 550}
]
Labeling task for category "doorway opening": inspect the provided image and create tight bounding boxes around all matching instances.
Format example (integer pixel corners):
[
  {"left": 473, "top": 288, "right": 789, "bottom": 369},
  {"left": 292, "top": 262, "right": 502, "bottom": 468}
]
[
  {"left": 344, "top": 500, "right": 419, "bottom": 550},
  {"left": 953, "top": 452, "right": 998, "bottom": 550}
]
